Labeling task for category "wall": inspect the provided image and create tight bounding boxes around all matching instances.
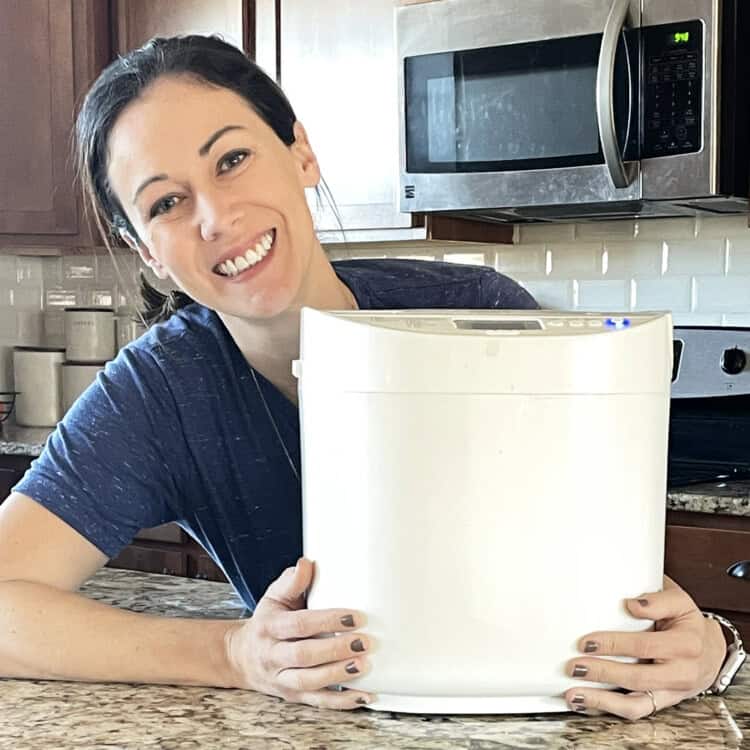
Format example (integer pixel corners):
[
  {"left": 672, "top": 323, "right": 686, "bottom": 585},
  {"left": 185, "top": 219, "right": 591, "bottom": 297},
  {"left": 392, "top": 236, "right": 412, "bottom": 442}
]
[{"left": 2, "top": 214, "right": 750, "bottom": 390}]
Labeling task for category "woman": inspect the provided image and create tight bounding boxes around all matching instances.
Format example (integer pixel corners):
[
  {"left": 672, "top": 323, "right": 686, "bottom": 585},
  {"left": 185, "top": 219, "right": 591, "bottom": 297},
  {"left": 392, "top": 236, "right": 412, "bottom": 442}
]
[{"left": 0, "top": 35, "right": 730, "bottom": 717}]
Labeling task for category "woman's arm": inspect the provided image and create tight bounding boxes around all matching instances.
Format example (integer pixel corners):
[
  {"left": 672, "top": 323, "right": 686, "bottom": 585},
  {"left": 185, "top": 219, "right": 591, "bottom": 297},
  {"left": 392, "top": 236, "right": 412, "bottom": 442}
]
[{"left": 0, "top": 495, "right": 372, "bottom": 707}]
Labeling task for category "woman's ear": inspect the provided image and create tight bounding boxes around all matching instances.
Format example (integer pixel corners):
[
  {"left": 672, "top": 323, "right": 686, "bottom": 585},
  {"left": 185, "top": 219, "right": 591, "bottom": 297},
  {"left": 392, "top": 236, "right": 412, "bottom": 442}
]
[
  {"left": 291, "top": 121, "right": 321, "bottom": 188},
  {"left": 118, "top": 227, "right": 170, "bottom": 280}
]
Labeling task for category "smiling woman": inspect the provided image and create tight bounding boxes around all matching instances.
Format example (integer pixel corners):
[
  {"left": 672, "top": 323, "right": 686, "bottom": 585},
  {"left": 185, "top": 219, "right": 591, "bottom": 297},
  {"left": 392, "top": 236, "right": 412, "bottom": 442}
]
[{"left": 0, "top": 34, "right": 734, "bottom": 720}]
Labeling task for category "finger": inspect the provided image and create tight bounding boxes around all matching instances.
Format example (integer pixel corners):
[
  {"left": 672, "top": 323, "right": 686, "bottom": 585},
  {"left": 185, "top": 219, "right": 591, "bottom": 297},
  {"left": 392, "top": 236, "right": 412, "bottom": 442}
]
[
  {"left": 563, "top": 687, "right": 682, "bottom": 721},
  {"left": 271, "top": 631, "right": 371, "bottom": 669},
  {"left": 625, "top": 582, "right": 700, "bottom": 622},
  {"left": 256, "top": 557, "right": 314, "bottom": 615},
  {"left": 566, "top": 656, "right": 700, "bottom": 692},
  {"left": 264, "top": 607, "right": 367, "bottom": 641},
  {"left": 277, "top": 655, "right": 370, "bottom": 693},
  {"left": 577, "top": 628, "right": 703, "bottom": 661},
  {"left": 290, "top": 687, "right": 375, "bottom": 711}
]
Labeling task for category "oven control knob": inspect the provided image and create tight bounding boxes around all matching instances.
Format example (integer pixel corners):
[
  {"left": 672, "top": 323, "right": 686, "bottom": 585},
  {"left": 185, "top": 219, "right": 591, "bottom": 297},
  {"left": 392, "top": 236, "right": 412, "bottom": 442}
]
[{"left": 721, "top": 347, "right": 747, "bottom": 375}]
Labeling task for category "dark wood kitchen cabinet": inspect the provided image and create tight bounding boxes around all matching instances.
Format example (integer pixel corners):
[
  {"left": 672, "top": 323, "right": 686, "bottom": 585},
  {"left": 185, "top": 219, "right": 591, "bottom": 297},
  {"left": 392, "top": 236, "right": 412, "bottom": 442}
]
[
  {"left": 0, "top": 0, "right": 111, "bottom": 249},
  {"left": 665, "top": 510, "right": 750, "bottom": 644},
  {"left": 0, "top": 455, "right": 32, "bottom": 501}
]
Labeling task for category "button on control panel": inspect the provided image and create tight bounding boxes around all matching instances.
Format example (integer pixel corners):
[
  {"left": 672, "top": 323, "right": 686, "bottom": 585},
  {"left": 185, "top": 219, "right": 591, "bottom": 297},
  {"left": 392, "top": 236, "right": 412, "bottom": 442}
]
[{"left": 642, "top": 20, "right": 702, "bottom": 159}]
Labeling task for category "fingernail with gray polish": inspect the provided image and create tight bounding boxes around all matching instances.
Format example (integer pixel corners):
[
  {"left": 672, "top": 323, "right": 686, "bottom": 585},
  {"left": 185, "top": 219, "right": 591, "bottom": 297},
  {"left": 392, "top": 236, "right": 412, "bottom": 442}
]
[
  {"left": 345, "top": 661, "right": 359, "bottom": 674},
  {"left": 355, "top": 697, "right": 369, "bottom": 705},
  {"left": 584, "top": 641, "right": 598, "bottom": 653},
  {"left": 351, "top": 638, "right": 365, "bottom": 652},
  {"left": 340, "top": 615, "right": 355, "bottom": 627},
  {"left": 638, "top": 598, "right": 649, "bottom": 607},
  {"left": 573, "top": 665, "right": 588, "bottom": 678},
  {"left": 571, "top": 694, "right": 586, "bottom": 705}
]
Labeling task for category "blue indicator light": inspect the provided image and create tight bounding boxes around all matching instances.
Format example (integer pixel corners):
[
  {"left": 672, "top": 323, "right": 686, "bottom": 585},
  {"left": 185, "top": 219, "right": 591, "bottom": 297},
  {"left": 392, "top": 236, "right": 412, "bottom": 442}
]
[{"left": 605, "top": 317, "right": 631, "bottom": 330}]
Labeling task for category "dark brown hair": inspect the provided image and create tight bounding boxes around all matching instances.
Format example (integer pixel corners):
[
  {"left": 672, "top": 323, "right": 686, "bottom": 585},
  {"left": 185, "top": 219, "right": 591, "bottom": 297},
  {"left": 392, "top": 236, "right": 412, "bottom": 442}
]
[{"left": 75, "top": 34, "right": 332, "bottom": 326}]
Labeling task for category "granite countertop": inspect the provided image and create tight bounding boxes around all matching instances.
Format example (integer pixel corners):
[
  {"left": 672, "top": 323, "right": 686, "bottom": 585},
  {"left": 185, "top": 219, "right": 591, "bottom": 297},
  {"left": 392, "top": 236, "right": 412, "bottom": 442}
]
[
  {"left": 0, "top": 423, "right": 49, "bottom": 456},
  {"left": 4, "top": 568, "right": 749, "bottom": 749}
]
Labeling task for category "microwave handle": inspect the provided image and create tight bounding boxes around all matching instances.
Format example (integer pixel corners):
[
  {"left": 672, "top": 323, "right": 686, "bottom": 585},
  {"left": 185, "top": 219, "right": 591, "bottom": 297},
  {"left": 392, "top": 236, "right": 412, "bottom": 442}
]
[{"left": 596, "top": 0, "right": 636, "bottom": 189}]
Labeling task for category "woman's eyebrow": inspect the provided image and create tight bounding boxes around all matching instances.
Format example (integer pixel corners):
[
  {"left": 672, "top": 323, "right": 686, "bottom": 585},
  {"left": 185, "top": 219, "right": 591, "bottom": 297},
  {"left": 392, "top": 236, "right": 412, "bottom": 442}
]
[
  {"left": 131, "top": 125, "right": 249, "bottom": 204},
  {"left": 198, "top": 124, "right": 246, "bottom": 156}
]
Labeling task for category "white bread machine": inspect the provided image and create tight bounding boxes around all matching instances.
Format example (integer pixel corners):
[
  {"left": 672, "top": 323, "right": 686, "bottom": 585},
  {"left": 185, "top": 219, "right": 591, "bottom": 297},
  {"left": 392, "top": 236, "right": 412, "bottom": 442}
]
[{"left": 294, "top": 309, "right": 672, "bottom": 714}]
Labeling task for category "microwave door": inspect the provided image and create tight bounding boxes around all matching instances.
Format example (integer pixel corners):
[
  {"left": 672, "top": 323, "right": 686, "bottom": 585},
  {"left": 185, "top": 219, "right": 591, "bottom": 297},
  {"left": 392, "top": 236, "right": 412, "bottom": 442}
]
[{"left": 397, "top": 0, "right": 642, "bottom": 214}]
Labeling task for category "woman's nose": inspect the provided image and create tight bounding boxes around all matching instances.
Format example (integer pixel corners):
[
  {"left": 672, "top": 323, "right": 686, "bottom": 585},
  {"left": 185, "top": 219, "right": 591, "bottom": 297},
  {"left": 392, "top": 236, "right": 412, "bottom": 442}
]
[{"left": 197, "top": 190, "right": 243, "bottom": 242}]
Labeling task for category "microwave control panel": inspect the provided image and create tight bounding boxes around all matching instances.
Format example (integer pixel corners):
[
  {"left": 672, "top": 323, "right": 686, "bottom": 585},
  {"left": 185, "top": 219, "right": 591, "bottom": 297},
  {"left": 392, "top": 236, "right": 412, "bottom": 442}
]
[{"left": 642, "top": 20, "right": 703, "bottom": 159}]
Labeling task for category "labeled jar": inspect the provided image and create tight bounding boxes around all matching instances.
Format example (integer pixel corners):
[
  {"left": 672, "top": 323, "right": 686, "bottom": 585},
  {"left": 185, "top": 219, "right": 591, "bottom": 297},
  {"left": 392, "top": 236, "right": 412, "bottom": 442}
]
[{"left": 64, "top": 307, "right": 116, "bottom": 363}]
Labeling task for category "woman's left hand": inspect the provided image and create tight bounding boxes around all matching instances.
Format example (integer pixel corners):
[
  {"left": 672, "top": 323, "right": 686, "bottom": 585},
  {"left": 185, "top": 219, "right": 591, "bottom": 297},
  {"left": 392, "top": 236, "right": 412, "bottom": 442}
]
[{"left": 563, "top": 576, "right": 727, "bottom": 720}]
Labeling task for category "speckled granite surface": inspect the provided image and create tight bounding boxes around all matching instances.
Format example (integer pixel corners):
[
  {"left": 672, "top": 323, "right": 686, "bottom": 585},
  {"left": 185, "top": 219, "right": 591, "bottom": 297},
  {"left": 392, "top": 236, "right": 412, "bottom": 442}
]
[
  {"left": 2, "top": 567, "right": 749, "bottom": 749},
  {"left": 0, "top": 423, "right": 48, "bottom": 456}
]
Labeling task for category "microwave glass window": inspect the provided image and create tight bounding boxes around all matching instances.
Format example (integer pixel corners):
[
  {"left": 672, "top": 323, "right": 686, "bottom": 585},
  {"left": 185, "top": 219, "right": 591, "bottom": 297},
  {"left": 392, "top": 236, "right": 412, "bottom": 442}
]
[
  {"left": 425, "top": 68, "right": 599, "bottom": 164},
  {"left": 406, "top": 32, "right": 639, "bottom": 174}
]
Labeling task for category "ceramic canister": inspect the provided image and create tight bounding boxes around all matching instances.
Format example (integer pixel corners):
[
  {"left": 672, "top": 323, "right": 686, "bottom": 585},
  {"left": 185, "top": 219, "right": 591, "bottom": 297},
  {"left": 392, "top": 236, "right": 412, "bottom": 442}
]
[
  {"left": 64, "top": 307, "right": 116, "bottom": 363},
  {"left": 62, "top": 362, "right": 106, "bottom": 413},
  {"left": 13, "top": 347, "right": 66, "bottom": 427}
]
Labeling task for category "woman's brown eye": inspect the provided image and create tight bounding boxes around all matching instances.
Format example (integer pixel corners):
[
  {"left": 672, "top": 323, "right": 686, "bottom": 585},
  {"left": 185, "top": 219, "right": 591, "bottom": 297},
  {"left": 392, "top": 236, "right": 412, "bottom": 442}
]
[
  {"left": 218, "top": 150, "right": 250, "bottom": 173},
  {"left": 150, "top": 195, "right": 180, "bottom": 218}
]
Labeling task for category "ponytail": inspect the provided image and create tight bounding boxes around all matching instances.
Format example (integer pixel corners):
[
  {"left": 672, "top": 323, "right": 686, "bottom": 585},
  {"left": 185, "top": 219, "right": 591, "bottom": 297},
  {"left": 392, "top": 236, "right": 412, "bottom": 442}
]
[{"left": 138, "top": 271, "right": 195, "bottom": 327}]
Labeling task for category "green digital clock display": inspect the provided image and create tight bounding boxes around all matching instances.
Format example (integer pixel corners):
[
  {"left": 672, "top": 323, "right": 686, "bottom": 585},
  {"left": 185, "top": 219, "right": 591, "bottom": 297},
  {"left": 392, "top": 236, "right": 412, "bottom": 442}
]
[{"left": 672, "top": 31, "right": 690, "bottom": 44}]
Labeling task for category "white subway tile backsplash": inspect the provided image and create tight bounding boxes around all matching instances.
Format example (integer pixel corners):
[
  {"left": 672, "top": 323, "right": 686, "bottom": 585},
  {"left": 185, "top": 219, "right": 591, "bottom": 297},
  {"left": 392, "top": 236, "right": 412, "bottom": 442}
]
[
  {"left": 13, "top": 286, "right": 42, "bottom": 310},
  {"left": 577, "top": 279, "right": 631, "bottom": 311},
  {"left": 722, "top": 314, "right": 750, "bottom": 327},
  {"left": 62, "top": 256, "right": 95, "bottom": 281},
  {"left": 442, "top": 252, "right": 486, "bottom": 266},
  {"left": 726, "top": 236, "right": 750, "bottom": 274},
  {"left": 694, "top": 275, "right": 750, "bottom": 313},
  {"left": 635, "top": 217, "right": 696, "bottom": 240},
  {"left": 634, "top": 276, "right": 692, "bottom": 312},
  {"left": 516, "top": 223, "right": 575, "bottom": 244},
  {"left": 547, "top": 243, "right": 603, "bottom": 278},
  {"left": 517, "top": 279, "right": 576, "bottom": 309},
  {"left": 665, "top": 239, "right": 726, "bottom": 276},
  {"left": 604, "top": 241, "right": 662, "bottom": 277},
  {"left": 494, "top": 244, "right": 547, "bottom": 275},
  {"left": 696, "top": 215, "right": 750, "bottom": 238},
  {"left": 673, "top": 312, "right": 723, "bottom": 326},
  {"left": 575, "top": 220, "right": 635, "bottom": 240},
  {"left": 15, "top": 257, "right": 44, "bottom": 286}
]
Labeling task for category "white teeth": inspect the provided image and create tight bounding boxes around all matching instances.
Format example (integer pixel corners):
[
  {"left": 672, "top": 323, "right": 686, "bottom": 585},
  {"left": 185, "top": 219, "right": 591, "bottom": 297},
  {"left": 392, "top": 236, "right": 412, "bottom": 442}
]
[{"left": 216, "top": 230, "right": 275, "bottom": 277}]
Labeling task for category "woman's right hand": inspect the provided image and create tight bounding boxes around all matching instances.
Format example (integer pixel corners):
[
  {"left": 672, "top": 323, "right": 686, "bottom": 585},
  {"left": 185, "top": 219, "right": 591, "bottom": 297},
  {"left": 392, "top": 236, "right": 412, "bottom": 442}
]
[{"left": 224, "top": 557, "right": 374, "bottom": 709}]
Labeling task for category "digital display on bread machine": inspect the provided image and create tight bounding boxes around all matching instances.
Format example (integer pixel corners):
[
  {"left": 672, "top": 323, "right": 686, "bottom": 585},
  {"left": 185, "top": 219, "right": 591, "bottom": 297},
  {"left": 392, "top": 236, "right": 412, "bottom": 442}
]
[{"left": 453, "top": 319, "right": 543, "bottom": 330}]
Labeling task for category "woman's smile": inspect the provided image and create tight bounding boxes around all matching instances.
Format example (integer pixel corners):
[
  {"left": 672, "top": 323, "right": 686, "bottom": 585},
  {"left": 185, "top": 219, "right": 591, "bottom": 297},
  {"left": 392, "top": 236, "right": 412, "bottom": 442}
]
[{"left": 213, "top": 228, "right": 276, "bottom": 279}]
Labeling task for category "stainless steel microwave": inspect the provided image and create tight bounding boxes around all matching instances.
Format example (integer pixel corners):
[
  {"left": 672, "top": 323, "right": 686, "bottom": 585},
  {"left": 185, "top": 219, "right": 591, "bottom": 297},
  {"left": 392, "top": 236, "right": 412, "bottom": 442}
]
[{"left": 397, "top": 0, "right": 749, "bottom": 222}]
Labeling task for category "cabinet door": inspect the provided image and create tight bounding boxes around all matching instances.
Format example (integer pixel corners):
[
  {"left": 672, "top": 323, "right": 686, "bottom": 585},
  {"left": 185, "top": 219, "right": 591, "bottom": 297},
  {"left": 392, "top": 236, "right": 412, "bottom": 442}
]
[
  {"left": 0, "top": 0, "right": 111, "bottom": 248},
  {"left": 107, "top": 542, "right": 187, "bottom": 577},
  {"left": 0, "top": 1, "right": 77, "bottom": 236},
  {"left": 0, "top": 455, "right": 32, "bottom": 501},
  {"left": 279, "top": 0, "right": 421, "bottom": 239},
  {"left": 114, "top": 0, "right": 247, "bottom": 53}
]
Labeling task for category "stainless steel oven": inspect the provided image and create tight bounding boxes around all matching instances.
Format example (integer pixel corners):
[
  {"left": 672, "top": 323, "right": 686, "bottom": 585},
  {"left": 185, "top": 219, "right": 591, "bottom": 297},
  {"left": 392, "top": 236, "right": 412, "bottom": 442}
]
[{"left": 397, "top": 0, "right": 750, "bottom": 222}]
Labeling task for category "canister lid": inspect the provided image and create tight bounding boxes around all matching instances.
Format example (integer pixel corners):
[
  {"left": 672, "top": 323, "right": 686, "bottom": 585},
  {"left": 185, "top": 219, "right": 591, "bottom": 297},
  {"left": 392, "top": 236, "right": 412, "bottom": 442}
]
[
  {"left": 13, "top": 346, "right": 66, "bottom": 352},
  {"left": 63, "top": 306, "right": 115, "bottom": 313}
]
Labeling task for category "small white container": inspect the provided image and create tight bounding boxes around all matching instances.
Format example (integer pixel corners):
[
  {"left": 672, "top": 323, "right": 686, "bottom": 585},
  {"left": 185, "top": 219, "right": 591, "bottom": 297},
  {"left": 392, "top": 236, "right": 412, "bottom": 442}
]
[
  {"left": 114, "top": 309, "right": 147, "bottom": 351},
  {"left": 64, "top": 307, "right": 116, "bottom": 362},
  {"left": 62, "top": 362, "right": 105, "bottom": 413},
  {"left": 13, "top": 347, "right": 66, "bottom": 427}
]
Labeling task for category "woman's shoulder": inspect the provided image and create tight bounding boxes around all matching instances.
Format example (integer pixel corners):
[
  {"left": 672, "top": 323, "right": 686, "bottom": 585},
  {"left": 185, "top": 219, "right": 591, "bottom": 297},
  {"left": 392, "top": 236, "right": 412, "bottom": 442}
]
[{"left": 332, "top": 258, "right": 538, "bottom": 310}]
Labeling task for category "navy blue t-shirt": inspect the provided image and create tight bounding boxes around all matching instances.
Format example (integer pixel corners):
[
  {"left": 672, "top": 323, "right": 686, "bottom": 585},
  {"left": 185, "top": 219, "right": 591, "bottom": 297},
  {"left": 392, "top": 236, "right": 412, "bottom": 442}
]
[{"left": 15, "top": 259, "right": 538, "bottom": 609}]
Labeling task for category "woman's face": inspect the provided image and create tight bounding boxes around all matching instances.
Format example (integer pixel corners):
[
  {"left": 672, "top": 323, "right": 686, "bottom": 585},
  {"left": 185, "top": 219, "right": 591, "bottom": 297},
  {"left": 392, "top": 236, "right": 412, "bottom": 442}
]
[{"left": 106, "top": 75, "right": 321, "bottom": 319}]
